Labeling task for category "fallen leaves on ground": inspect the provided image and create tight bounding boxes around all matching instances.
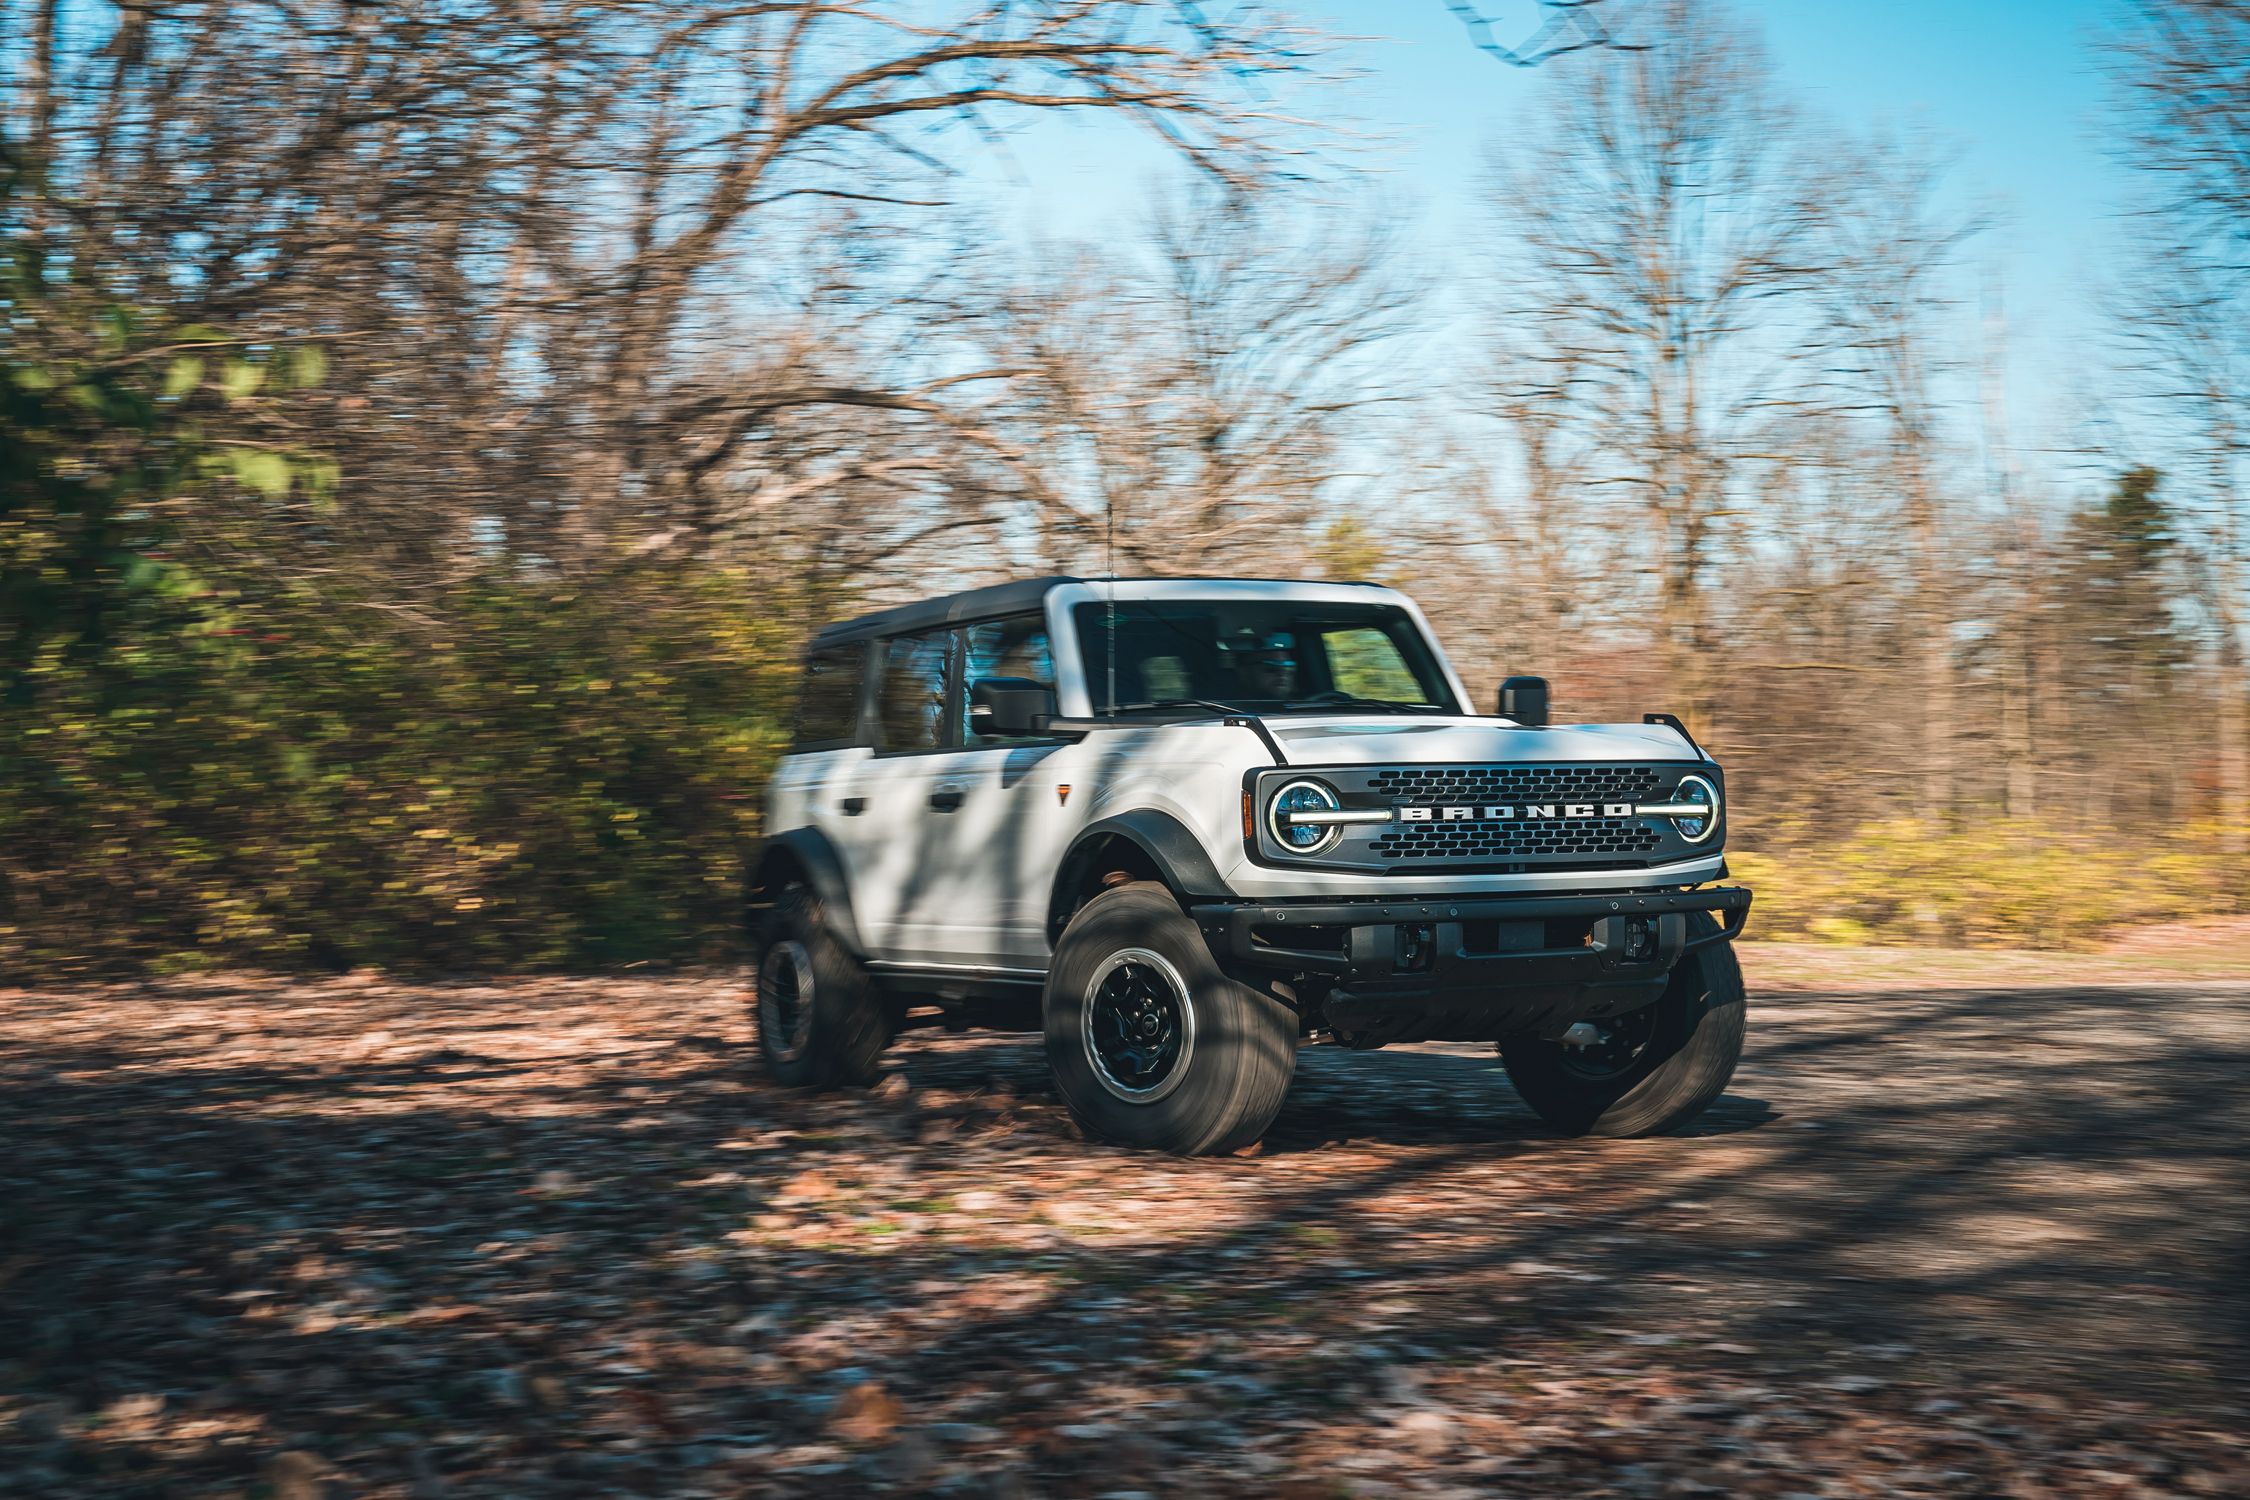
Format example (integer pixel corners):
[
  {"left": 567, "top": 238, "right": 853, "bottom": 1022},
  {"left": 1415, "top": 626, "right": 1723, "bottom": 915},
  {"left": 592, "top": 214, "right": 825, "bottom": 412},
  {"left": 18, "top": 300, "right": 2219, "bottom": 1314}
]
[{"left": 1, "top": 957, "right": 2246, "bottom": 1496}]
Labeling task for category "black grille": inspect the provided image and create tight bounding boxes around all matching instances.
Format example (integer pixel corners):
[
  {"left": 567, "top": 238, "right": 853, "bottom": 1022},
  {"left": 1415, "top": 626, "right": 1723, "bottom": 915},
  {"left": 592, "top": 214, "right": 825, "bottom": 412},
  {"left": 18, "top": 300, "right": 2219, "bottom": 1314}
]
[
  {"left": 1363, "top": 764, "right": 1671, "bottom": 865},
  {"left": 1369, "top": 816, "right": 1664, "bottom": 863},
  {"left": 1364, "top": 764, "right": 1665, "bottom": 804}
]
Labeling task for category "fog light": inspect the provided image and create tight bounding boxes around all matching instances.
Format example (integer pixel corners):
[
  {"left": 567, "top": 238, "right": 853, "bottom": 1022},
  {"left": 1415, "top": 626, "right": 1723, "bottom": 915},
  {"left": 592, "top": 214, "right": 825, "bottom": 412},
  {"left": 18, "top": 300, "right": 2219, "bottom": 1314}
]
[{"left": 1623, "top": 916, "right": 1655, "bottom": 962}]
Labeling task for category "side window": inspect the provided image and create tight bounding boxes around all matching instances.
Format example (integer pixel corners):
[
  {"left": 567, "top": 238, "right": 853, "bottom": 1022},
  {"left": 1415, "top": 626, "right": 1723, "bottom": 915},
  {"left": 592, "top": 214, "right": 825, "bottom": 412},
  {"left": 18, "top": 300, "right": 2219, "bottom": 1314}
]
[
  {"left": 962, "top": 615, "right": 1055, "bottom": 747},
  {"left": 793, "top": 643, "right": 865, "bottom": 749},
  {"left": 875, "top": 630, "right": 953, "bottom": 751}
]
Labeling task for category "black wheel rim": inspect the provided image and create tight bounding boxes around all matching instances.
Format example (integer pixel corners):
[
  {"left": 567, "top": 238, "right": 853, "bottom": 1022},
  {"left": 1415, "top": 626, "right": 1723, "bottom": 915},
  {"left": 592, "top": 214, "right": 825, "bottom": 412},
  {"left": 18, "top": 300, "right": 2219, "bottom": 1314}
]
[
  {"left": 1557, "top": 1001, "right": 1660, "bottom": 1080},
  {"left": 1082, "top": 947, "right": 1196, "bottom": 1102},
  {"left": 758, "top": 941, "right": 815, "bottom": 1063}
]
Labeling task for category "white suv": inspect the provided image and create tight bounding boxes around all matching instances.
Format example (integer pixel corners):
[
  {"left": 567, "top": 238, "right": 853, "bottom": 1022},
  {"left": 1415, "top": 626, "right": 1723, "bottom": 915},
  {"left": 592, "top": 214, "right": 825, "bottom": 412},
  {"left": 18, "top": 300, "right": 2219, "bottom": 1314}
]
[{"left": 750, "top": 577, "right": 1752, "bottom": 1154}]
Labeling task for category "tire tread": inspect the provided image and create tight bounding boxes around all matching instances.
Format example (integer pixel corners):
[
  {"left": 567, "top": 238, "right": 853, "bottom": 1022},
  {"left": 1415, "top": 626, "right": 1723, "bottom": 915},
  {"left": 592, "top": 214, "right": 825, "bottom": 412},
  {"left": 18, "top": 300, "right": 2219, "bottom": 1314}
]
[
  {"left": 1044, "top": 883, "right": 1297, "bottom": 1155},
  {"left": 757, "top": 884, "right": 888, "bottom": 1089},
  {"left": 1500, "top": 913, "right": 1747, "bottom": 1138}
]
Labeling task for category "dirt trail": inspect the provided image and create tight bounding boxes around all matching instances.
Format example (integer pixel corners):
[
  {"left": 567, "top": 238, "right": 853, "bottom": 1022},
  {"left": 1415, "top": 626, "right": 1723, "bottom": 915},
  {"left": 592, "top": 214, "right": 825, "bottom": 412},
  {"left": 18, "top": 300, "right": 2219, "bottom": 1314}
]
[{"left": 2, "top": 952, "right": 2246, "bottom": 1496}]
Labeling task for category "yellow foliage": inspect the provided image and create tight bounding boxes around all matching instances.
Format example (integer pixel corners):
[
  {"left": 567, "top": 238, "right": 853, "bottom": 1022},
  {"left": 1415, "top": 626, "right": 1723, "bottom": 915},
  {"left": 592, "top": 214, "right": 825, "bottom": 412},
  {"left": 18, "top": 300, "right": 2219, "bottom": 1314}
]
[{"left": 1730, "top": 819, "right": 2247, "bottom": 950}]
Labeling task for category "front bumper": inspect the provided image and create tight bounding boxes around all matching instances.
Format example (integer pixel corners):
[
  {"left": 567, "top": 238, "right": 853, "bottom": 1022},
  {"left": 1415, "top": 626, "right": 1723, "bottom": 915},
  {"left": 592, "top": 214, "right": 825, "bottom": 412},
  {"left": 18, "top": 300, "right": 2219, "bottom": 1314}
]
[
  {"left": 1214, "top": 850, "right": 1731, "bottom": 901},
  {"left": 1190, "top": 886, "right": 1753, "bottom": 1044}
]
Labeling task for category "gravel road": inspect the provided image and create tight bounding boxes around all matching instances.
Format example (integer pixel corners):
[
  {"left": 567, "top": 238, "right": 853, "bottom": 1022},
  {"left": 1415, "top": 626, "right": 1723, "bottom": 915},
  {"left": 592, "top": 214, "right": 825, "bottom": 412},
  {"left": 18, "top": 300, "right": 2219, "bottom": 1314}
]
[{"left": 2, "top": 952, "right": 2245, "bottom": 1496}]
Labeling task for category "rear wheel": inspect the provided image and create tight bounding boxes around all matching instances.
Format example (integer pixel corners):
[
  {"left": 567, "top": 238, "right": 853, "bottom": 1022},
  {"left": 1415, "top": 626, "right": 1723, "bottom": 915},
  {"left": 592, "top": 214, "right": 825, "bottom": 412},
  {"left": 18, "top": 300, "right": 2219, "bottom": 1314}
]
[
  {"left": 1499, "top": 913, "right": 1746, "bottom": 1137},
  {"left": 754, "top": 884, "right": 890, "bottom": 1088},
  {"left": 1045, "top": 883, "right": 1297, "bottom": 1155}
]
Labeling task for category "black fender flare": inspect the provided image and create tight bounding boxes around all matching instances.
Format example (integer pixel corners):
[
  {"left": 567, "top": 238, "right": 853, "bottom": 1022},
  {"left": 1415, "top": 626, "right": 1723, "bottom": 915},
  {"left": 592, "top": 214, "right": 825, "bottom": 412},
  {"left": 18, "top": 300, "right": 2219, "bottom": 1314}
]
[
  {"left": 1048, "top": 809, "right": 1237, "bottom": 945},
  {"left": 747, "top": 827, "right": 866, "bottom": 958}
]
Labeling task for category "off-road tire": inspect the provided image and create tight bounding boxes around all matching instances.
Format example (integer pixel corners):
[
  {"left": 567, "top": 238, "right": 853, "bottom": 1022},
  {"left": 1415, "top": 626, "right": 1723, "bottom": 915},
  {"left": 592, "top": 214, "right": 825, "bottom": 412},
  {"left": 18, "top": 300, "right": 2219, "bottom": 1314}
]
[
  {"left": 754, "top": 884, "right": 890, "bottom": 1089},
  {"left": 1499, "top": 912, "right": 1746, "bottom": 1138},
  {"left": 1044, "top": 883, "right": 1297, "bottom": 1155}
]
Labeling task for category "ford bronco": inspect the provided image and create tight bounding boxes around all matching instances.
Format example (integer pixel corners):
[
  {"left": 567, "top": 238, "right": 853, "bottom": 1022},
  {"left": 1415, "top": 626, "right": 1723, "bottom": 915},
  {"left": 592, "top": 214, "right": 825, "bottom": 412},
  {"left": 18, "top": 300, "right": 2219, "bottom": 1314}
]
[{"left": 749, "top": 577, "right": 1752, "bottom": 1154}]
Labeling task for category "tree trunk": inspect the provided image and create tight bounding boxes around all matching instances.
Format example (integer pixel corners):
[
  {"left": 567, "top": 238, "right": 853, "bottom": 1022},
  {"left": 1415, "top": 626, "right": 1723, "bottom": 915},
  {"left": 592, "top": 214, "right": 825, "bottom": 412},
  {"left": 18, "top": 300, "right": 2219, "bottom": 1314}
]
[
  {"left": 2002, "top": 598, "right": 2037, "bottom": 819},
  {"left": 1904, "top": 443, "right": 1954, "bottom": 818},
  {"left": 2216, "top": 575, "right": 2248, "bottom": 858}
]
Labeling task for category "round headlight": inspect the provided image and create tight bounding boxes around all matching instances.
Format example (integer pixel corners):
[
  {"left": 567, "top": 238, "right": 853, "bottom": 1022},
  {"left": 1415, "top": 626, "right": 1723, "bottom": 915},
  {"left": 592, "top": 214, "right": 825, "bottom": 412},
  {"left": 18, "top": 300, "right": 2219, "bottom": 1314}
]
[
  {"left": 1267, "top": 779, "right": 1343, "bottom": 856},
  {"left": 1672, "top": 774, "right": 1718, "bottom": 843}
]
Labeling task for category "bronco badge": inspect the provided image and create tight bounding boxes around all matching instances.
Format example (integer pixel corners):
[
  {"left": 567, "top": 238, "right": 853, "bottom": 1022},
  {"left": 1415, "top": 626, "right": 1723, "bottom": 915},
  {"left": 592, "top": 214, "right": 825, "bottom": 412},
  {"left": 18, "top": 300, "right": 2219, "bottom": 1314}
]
[{"left": 1399, "top": 803, "right": 1632, "bottom": 822}]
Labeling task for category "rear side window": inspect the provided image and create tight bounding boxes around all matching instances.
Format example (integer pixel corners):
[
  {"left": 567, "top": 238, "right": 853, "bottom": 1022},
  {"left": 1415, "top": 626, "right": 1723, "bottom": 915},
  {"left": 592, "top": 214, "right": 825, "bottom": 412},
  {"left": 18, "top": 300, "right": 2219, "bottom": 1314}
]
[
  {"left": 876, "top": 630, "right": 954, "bottom": 751},
  {"left": 794, "top": 644, "right": 865, "bottom": 749}
]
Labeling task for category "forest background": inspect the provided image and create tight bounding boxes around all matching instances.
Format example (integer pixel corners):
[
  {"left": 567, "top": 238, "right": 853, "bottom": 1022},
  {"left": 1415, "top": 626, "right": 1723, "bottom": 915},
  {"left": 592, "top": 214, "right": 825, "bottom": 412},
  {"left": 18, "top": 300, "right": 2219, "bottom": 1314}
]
[{"left": 5, "top": 0, "right": 2245, "bottom": 975}]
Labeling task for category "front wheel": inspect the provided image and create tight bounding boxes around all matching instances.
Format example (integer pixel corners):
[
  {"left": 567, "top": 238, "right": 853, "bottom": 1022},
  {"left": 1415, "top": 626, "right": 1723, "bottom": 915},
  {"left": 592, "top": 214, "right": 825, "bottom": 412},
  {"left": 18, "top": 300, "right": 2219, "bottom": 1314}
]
[
  {"left": 1044, "top": 883, "right": 1297, "bottom": 1155},
  {"left": 1499, "top": 915, "right": 1746, "bottom": 1138}
]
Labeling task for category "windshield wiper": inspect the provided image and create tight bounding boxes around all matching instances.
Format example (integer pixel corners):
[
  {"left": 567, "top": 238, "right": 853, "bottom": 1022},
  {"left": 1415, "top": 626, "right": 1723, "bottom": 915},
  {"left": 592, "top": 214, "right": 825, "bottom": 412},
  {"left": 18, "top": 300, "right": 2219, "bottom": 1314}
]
[
  {"left": 1098, "top": 699, "right": 1289, "bottom": 764},
  {"left": 1107, "top": 698, "right": 1257, "bottom": 718},
  {"left": 1280, "top": 696, "right": 1433, "bottom": 714}
]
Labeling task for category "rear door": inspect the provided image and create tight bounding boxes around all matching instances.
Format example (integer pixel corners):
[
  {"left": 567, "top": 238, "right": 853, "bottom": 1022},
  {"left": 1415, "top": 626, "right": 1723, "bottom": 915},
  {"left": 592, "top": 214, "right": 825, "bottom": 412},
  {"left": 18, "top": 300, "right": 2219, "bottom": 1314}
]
[
  {"left": 847, "top": 627, "right": 968, "bottom": 965},
  {"left": 769, "top": 639, "right": 875, "bottom": 895}
]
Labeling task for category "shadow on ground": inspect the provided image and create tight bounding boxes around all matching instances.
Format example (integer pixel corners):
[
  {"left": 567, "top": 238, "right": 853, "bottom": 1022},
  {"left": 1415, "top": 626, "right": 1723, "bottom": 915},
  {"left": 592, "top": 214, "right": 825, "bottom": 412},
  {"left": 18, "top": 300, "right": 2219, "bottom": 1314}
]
[{"left": 1, "top": 973, "right": 2245, "bottom": 1496}]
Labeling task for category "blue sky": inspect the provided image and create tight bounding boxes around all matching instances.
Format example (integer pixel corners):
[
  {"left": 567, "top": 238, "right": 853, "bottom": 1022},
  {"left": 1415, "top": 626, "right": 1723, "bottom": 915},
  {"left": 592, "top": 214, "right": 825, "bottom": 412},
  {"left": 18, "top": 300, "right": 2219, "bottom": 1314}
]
[{"left": 967, "top": 0, "right": 2133, "bottom": 485}]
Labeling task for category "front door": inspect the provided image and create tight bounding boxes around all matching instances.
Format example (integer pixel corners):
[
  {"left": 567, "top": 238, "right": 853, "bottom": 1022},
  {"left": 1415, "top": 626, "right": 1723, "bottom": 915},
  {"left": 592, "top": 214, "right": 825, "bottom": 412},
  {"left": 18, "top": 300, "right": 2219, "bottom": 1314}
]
[{"left": 926, "top": 614, "right": 1081, "bottom": 968}]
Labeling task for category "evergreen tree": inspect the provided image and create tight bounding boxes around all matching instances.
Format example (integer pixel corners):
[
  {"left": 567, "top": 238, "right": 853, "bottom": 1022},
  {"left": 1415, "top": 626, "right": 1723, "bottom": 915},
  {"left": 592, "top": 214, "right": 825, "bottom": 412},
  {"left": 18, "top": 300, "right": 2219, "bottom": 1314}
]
[{"left": 2065, "top": 466, "right": 2185, "bottom": 691}]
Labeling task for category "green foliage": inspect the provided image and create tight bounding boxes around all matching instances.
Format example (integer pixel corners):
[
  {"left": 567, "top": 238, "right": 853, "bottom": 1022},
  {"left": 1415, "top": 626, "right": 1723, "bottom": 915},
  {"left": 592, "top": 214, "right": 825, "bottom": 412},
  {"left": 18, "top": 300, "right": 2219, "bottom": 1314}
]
[
  {"left": 1, "top": 237, "right": 332, "bottom": 710},
  {"left": 1731, "top": 817, "right": 2248, "bottom": 950},
  {"left": 1315, "top": 515, "right": 1390, "bottom": 584},
  {"left": 0, "top": 567, "right": 799, "bottom": 977},
  {"left": 1, "top": 186, "right": 804, "bottom": 979},
  {"left": 2061, "top": 465, "right": 2186, "bottom": 684}
]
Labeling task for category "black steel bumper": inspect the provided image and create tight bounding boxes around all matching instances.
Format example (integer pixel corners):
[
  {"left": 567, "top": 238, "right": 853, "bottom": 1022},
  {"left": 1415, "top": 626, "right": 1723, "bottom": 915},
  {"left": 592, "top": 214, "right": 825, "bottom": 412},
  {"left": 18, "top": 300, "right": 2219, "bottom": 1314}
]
[{"left": 1189, "top": 886, "right": 1753, "bottom": 1044}]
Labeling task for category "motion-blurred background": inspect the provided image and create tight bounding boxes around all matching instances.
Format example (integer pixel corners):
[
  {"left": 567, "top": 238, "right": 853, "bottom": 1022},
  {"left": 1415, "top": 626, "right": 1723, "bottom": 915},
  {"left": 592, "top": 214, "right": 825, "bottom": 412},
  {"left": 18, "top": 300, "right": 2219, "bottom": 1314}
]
[{"left": 4, "top": 0, "right": 2244, "bottom": 977}]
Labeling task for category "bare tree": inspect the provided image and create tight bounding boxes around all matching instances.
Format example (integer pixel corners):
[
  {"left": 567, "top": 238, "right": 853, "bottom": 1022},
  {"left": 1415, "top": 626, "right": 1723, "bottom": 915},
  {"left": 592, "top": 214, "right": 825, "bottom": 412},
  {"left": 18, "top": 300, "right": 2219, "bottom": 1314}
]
[
  {"left": 1813, "top": 138, "right": 1978, "bottom": 815},
  {"left": 1396, "top": 348, "right": 1619, "bottom": 719},
  {"left": 2112, "top": 0, "right": 2250, "bottom": 848},
  {"left": 964, "top": 186, "right": 1421, "bottom": 575},
  {"left": 1477, "top": 0, "right": 1829, "bottom": 727},
  {"left": 2113, "top": 249, "right": 2249, "bottom": 844},
  {"left": 1446, "top": 0, "right": 1635, "bottom": 67},
  {"left": 0, "top": 1, "right": 1335, "bottom": 593},
  {"left": 2115, "top": 1, "right": 2250, "bottom": 242}
]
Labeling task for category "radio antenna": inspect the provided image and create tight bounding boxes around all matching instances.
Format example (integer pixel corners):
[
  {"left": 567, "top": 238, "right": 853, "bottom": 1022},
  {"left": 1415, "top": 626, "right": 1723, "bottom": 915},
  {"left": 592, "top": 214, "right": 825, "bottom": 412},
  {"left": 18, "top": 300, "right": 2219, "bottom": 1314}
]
[{"left": 1103, "top": 490, "right": 1118, "bottom": 716}]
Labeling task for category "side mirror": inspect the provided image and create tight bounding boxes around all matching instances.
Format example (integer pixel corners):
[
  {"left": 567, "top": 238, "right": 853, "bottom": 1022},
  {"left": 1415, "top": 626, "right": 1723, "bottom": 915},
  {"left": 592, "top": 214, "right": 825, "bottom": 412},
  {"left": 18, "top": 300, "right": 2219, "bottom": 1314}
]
[
  {"left": 970, "top": 677, "right": 1057, "bottom": 739},
  {"left": 1499, "top": 675, "right": 1549, "bottom": 727}
]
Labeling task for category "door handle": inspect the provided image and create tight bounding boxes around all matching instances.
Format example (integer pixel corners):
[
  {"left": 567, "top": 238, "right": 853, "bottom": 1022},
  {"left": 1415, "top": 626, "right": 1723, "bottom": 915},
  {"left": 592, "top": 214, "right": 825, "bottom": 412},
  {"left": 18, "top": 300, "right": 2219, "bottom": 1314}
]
[
  {"left": 927, "top": 789, "right": 965, "bottom": 812},
  {"left": 839, "top": 796, "right": 867, "bottom": 816}
]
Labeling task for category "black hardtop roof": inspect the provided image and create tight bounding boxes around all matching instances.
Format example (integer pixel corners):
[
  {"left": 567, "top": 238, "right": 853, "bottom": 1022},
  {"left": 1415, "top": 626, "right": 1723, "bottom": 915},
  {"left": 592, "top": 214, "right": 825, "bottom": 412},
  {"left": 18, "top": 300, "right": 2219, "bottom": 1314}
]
[
  {"left": 810, "top": 576, "right": 1079, "bottom": 648},
  {"left": 809, "top": 575, "right": 1390, "bottom": 648}
]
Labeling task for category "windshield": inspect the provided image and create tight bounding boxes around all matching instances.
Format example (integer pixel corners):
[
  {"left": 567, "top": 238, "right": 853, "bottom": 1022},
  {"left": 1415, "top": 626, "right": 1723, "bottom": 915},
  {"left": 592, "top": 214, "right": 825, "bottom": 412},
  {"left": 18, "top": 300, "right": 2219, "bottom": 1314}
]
[{"left": 1071, "top": 598, "right": 1458, "bottom": 716}]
